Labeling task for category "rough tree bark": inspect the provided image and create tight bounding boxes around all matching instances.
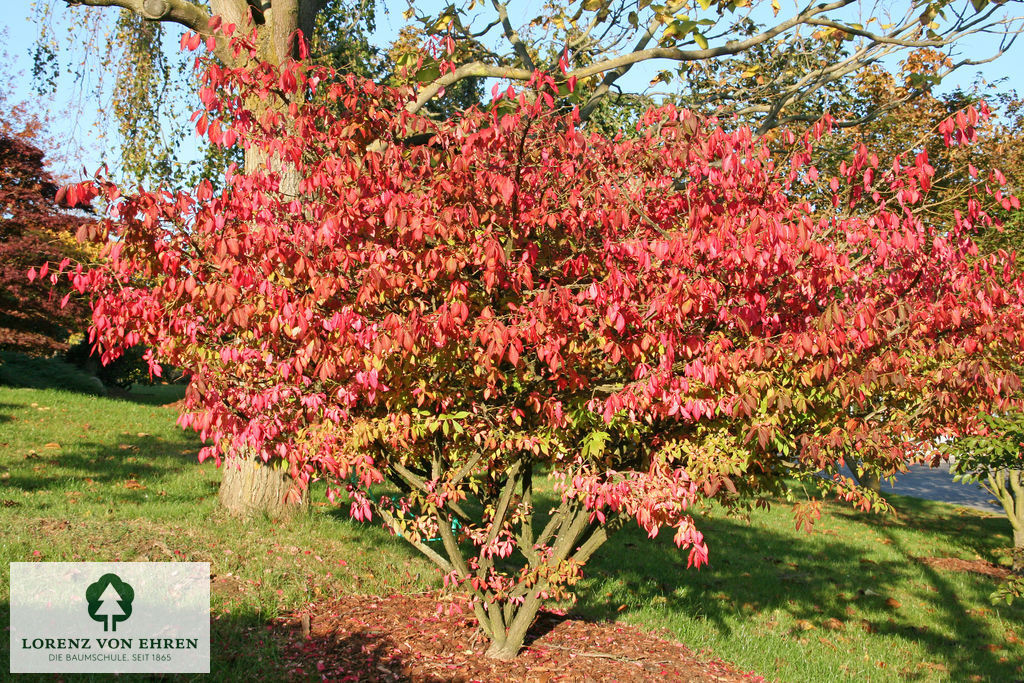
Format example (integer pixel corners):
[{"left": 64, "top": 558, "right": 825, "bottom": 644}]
[{"left": 218, "top": 449, "right": 308, "bottom": 517}]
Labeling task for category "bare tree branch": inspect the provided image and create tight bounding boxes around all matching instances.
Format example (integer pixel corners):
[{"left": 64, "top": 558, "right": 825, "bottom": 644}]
[
  {"left": 490, "top": 0, "right": 535, "bottom": 72},
  {"left": 63, "top": 0, "right": 241, "bottom": 66}
]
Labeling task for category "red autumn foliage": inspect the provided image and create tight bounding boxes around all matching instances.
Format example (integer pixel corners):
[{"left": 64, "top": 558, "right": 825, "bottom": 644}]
[
  {"left": 63, "top": 27, "right": 1024, "bottom": 657},
  {"left": 0, "top": 134, "right": 91, "bottom": 354}
]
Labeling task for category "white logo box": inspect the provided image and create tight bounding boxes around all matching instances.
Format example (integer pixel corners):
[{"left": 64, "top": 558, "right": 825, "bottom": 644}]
[{"left": 10, "top": 562, "right": 209, "bottom": 674}]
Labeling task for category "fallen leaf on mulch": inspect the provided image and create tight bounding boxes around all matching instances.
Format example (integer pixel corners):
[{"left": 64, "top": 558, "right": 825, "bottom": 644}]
[
  {"left": 273, "top": 593, "right": 766, "bottom": 682},
  {"left": 917, "top": 556, "right": 1010, "bottom": 579}
]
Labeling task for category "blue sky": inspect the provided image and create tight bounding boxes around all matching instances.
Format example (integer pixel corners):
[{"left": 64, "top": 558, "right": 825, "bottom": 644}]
[{"left": 1, "top": 0, "right": 1020, "bottom": 181}]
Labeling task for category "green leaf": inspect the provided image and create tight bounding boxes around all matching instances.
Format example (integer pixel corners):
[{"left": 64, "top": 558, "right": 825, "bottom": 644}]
[
  {"left": 582, "top": 430, "right": 610, "bottom": 459},
  {"left": 693, "top": 32, "right": 709, "bottom": 50},
  {"left": 415, "top": 64, "right": 441, "bottom": 84}
]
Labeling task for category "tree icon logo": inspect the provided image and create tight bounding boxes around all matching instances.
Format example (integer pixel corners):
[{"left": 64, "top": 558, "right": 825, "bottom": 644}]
[{"left": 86, "top": 573, "right": 134, "bottom": 632}]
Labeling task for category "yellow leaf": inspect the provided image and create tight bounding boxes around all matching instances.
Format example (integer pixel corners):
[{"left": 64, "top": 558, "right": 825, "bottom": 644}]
[{"left": 694, "top": 32, "right": 709, "bottom": 50}]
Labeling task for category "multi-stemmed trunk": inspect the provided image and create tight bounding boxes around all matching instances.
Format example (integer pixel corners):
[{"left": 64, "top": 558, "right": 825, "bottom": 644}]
[
  {"left": 379, "top": 458, "right": 614, "bottom": 660},
  {"left": 986, "top": 469, "right": 1024, "bottom": 574},
  {"left": 1014, "top": 526, "right": 1024, "bottom": 575}
]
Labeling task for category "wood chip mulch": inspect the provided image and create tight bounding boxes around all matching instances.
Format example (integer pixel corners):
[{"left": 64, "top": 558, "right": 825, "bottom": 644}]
[
  {"left": 273, "top": 593, "right": 765, "bottom": 682},
  {"left": 918, "top": 556, "right": 1012, "bottom": 579}
]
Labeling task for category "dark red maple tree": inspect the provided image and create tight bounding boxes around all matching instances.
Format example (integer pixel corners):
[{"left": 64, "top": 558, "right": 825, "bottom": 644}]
[
  {"left": 61, "top": 27, "right": 1024, "bottom": 658},
  {"left": 0, "top": 133, "right": 91, "bottom": 354}
]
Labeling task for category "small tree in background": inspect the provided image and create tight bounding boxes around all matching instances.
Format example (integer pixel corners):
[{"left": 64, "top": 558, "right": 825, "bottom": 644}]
[
  {"left": 943, "top": 412, "right": 1024, "bottom": 573},
  {"left": 61, "top": 33, "right": 1024, "bottom": 658},
  {"left": 0, "top": 134, "right": 90, "bottom": 354}
]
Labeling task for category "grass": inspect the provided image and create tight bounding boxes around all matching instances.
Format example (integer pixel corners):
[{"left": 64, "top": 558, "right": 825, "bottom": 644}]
[
  {"left": 1, "top": 369, "right": 1022, "bottom": 681},
  {"left": 0, "top": 384, "right": 437, "bottom": 681},
  {"left": 576, "top": 496, "right": 1024, "bottom": 682}
]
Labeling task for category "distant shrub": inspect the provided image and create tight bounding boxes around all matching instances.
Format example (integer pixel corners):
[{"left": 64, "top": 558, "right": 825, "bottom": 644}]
[
  {"left": 0, "top": 350, "right": 105, "bottom": 394},
  {"left": 65, "top": 340, "right": 150, "bottom": 389}
]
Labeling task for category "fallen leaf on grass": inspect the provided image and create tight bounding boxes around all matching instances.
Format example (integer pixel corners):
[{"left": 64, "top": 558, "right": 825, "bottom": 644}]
[
  {"left": 885, "top": 598, "right": 901, "bottom": 609},
  {"left": 124, "top": 479, "right": 146, "bottom": 490},
  {"left": 822, "top": 618, "right": 844, "bottom": 631},
  {"left": 43, "top": 442, "right": 60, "bottom": 449}
]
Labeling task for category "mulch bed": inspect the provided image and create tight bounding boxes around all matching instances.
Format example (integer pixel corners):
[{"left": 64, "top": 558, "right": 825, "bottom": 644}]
[
  {"left": 274, "top": 593, "right": 765, "bottom": 682},
  {"left": 918, "top": 556, "right": 1011, "bottom": 579}
]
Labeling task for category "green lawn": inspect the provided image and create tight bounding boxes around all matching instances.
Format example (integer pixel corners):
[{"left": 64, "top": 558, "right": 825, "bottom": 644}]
[
  {"left": 1, "top": 381, "right": 1022, "bottom": 681},
  {"left": 578, "top": 496, "right": 1023, "bottom": 682},
  {"left": 0, "top": 384, "right": 437, "bottom": 681}
]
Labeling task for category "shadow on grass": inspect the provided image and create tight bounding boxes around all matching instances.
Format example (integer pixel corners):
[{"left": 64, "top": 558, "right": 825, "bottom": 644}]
[
  {"left": 0, "top": 402, "right": 19, "bottom": 423},
  {"left": 573, "top": 506, "right": 1021, "bottom": 682},
  {"left": 107, "top": 384, "right": 188, "bottom": 407},
  {"left": 0, "top": 598, "right": 305, "bottom": 682},
  {"left": 831, "top": 493, "right": 1008, "bottom": 561},
  {"left": 3, "top": 431, "right": 204, "bottom": 507}
]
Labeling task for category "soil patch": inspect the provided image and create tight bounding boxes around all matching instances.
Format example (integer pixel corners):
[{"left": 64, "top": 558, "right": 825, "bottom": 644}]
[{"left": 274, "top": 592, "right": 764, "bottom": 682}]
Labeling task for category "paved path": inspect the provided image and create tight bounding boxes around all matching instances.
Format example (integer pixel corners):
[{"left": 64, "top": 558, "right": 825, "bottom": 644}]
[{"left": 878, "top": 460, "right": 1003, "bottom": 514}]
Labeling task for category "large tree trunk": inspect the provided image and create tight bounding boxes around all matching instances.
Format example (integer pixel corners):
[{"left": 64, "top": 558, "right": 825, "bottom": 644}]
[
  {"left": 851, "top": 463, "right": 881, "bottom": 492},
  {"left": 219, "top": 449, "right": 308, "bottom": 517},
  {"left": 215, "top": 5, "right": 310, "bottom": 517}
]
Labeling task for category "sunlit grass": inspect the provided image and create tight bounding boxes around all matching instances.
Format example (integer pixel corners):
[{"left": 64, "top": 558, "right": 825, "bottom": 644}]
[
  {"left": 575, "top": 492, "right": 1024, "bottom": 681},
  {"left": 0, "top": 384, "right": 437, "bottom": 681}
]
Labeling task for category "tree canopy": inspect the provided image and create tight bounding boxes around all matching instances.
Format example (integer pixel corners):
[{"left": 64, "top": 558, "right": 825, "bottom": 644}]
[
  {"left": 0, "top": 81, "right": 92, "bottom": 354},
  {"left": 58, "top": 35, "right": 1024, "bottom": 657},
  {"left": 44, "top": 0, "right": 1024, "bottom": 182}
]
